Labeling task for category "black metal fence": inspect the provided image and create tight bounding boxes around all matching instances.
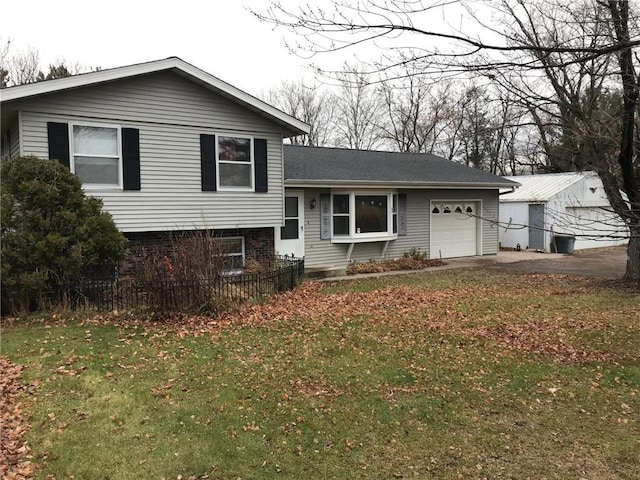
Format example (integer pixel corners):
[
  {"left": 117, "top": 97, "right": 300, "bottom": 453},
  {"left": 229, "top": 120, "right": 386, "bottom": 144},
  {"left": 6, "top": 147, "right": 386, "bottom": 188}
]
[{"left": 53, "top": 256, "right": 304, "bottom": 313}]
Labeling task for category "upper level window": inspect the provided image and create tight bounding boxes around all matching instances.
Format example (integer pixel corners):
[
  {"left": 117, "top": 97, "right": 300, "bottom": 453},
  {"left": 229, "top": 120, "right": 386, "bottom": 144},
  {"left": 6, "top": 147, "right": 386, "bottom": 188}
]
[
  {"left": 331, "top": 192, "right": 397, "bottom": 240},
  {"left": 217, "top": 136, "right": 253, "bottom": 190},
  {"left": 70, "top": 123, "right": 122, "bottom": 188}
]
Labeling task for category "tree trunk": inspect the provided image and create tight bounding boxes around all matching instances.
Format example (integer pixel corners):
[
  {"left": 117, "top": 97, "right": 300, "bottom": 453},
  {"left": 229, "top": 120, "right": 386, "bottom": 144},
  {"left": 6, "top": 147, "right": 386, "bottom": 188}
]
[
  {"left": 607, "top": 1, "right": 640, "bottom": 283},
  {"left": 624, "top": 224, "right": 640, "bottom": 283}
]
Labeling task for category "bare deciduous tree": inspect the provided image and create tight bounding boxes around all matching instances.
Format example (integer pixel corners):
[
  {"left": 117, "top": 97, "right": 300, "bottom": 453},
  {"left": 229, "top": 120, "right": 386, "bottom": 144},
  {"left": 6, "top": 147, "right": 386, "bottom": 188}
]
[
  {"left": 4, "top": 42, "right": 40, "bottom": 86},
  {"left": 487, "top": 0, "right": 640, "bottom": 280},
  {"left": 261, "top": 80, "right": 336, "bottom": 146},
  {"left": 332, "top": 64, "right": 385, "bottom": 150},
  {"left": 254, "top": 0, "right": 640, "bottom": 282},
  {"left": 0, "top": 37, "right": 96, "bottom": 88},
  {"left": 378, "top": 70, "right": 450, "bottom": 153}
]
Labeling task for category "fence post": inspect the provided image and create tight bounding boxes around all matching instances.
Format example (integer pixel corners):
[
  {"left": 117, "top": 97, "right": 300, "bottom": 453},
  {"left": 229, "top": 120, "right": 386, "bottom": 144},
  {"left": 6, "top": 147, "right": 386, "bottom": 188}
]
[{"left": 289, "top": 264, "right": 294, "bottom": 289}]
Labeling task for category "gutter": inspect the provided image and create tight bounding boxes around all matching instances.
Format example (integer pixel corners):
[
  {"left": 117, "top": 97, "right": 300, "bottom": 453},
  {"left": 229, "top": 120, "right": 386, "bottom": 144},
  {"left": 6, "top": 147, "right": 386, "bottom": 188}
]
[
  {"left": 499, "top": 186, "right": 517, "bottom": 195},
  {"left": 285, "top": 179, "right": 519, "bottom": 189}
]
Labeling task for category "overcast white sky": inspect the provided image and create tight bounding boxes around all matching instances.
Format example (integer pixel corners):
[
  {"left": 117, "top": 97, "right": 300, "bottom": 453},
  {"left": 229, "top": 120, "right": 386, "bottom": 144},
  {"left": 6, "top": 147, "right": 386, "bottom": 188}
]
[
  {"left": 3, "top": 1, "right": 489, "bottom": 95},
  {"left": 2, "top": 0, "right": 323, "bottom": 96}
]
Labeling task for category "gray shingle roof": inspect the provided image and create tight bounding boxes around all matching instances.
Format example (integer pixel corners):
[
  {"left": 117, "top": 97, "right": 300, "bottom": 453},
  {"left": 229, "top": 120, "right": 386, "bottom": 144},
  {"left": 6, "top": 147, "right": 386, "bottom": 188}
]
[{"left": 284, "top": 145, "right": 519, "bottom": 188}]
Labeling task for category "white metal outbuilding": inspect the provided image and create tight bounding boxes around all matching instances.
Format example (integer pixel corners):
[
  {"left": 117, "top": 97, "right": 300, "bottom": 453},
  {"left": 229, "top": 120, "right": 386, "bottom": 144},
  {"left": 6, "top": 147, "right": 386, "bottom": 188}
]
[{"left": 499, "top": 172, "right": 628, "bottom": 251}]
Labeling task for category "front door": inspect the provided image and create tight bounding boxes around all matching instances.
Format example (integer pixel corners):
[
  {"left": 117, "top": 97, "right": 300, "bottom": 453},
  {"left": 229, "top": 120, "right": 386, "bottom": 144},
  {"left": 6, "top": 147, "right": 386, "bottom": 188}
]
[{"left": 276, "top": 193, "right": 304, "bottom": 258}]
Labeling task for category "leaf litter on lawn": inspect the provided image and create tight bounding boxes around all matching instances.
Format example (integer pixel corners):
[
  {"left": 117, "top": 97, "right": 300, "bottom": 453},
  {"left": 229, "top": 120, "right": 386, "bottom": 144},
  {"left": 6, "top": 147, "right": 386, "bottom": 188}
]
[
  {"left": 3, "top": 271, "right": 639, "bottom": 479},
  {"left": 75, "top": 273, "right": 639, "bottom": 364},
  {"left": 0, "top": 357, "right": 36, "bottom": 480}
]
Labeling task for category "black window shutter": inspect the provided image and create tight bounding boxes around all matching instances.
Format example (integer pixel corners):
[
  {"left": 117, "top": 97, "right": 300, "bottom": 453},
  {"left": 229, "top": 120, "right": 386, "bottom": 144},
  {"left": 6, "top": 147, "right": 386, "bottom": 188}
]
[
  {"left": 398, "top": 193, "right": 408, "bottom": 236},
  {"left": 320, "top": 193, "right": 331, "bottom": 240},
  {"left": 122, "top": 128, "right": 140, "bottom": 190},
  {"left": 200, "top": 134, "right": 216, "bottom": 191},
  {"left": 47, "top": 122, "right": 70, "bottom": 168},
  {"left": 254, "top": 138, "right": 268, "bottom": 193}
]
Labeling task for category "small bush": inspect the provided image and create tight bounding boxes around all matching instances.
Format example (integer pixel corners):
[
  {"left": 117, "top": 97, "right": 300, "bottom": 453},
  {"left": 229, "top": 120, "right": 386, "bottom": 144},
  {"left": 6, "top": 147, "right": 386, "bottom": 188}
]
[
  {"left": 403, "top": 247, "right": 428, "bottom": 261},
  {"left": 347, "top": 251, "right": 444, "bottom": 275}
]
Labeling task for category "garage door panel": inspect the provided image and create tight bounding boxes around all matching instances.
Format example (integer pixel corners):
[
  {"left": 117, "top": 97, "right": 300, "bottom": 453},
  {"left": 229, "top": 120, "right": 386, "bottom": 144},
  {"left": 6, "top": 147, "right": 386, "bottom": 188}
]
[{"left": 431, "top": 203, "right": 478, "bottom": 259}]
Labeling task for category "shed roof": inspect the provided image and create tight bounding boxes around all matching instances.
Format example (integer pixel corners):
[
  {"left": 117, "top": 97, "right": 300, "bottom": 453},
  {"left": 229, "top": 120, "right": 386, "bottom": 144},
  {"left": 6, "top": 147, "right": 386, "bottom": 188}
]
[
  {"left": 500, "top": 172, "right": 594, "bottom": 202},
  {"left": 284, "top": 145, "right": 518, "bottom": 189},
  {"left": 0, "top": 57, "right": 310, "bottom": 137}
]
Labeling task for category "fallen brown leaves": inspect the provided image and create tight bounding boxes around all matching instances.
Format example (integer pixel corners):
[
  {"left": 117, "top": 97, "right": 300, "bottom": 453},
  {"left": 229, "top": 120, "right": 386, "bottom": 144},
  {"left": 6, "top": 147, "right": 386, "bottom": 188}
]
[
  {"left": 224, "top": 282, "right": 453, "bottom": 326},
  {"left": 471, "top": 322, "right": 607, "bottom": 363},
  {"left": 77, "top": 274, "right": 638, "bottom": 365},
  {"left": 0, "top": 357, "right": 35, "bottom": 480},
  {"left": 211, "top": 278, "right": 637, "bottom": 363}
]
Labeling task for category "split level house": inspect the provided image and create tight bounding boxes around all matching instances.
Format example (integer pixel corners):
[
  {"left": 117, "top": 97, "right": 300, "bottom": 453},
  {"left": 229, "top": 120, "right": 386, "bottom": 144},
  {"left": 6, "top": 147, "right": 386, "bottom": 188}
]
[{"left": 1, "top": 57, "right": 518, "bottom": 276}]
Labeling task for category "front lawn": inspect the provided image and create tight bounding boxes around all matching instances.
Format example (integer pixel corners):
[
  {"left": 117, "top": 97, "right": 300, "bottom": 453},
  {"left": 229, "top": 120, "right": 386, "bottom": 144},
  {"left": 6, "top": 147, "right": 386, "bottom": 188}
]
[{"left": 2, "top": 270, "right": 639, "bottom": 479}]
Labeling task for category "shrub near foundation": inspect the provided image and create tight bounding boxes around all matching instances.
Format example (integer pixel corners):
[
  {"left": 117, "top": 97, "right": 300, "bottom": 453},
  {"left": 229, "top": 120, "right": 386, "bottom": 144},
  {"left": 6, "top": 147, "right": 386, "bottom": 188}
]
[
  {"left": 347, "top": 248, "right": 444, "bottom": 275},
  {"left": 129, "top": 230, "right": 235, "bottom": 315},
  {"left": 1, "top": 156, "right": 127, "bottom": 314}
]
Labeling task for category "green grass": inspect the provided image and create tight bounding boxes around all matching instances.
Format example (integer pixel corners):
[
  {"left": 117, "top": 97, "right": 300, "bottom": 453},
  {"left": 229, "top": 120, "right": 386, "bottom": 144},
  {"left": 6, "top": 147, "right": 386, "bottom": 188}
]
[{"left": 2, "top": 269, "right": 639, "bottom": 479}]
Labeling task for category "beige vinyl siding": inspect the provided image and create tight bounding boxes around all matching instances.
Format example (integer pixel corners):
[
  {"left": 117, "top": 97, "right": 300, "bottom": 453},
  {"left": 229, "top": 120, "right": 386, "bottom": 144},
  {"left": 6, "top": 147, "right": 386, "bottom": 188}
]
[
  {"left": 299, "top": 188, "right": 500, "bottom": 269},
  {"left": 9, "top": 72, "right": 284, "bottom": 134},
  {"left": 381, "top": 190, "right": 431, "bottom": 258},
  {"left": 480, "top": 192, "right": 500, "bottom": 255},
  {"left": 14, "top": 72, "right": 289, "bottom": 232},
  {"left": 302, "top": 189, "right": 432, "bottom": 269},
  {"left": 302, "top": 189, "right": 351, "bottom": 269}
]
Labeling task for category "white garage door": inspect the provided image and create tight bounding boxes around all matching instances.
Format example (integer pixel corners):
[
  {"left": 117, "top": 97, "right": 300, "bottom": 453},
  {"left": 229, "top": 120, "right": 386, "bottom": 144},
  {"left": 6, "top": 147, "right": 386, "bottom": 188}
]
[{"left": 430, "top": 202, "right": 478, "bottom": 259}]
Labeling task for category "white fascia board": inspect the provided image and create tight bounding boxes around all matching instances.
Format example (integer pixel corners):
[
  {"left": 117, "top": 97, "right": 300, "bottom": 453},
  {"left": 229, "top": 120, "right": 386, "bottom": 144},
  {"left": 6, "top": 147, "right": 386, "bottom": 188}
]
[{"left": 0, "top": 57, "right": 310, "bottom": 136}]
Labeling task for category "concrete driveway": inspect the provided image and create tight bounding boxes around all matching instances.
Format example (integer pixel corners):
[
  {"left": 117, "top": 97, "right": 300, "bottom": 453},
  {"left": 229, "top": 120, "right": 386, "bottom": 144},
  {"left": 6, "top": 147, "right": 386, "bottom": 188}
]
[
  {"left": 488, "top": 246, "right": 628, "bottom": 279},
  {"left": 318, "top": 246, "right": 628, "bottom": 282}
]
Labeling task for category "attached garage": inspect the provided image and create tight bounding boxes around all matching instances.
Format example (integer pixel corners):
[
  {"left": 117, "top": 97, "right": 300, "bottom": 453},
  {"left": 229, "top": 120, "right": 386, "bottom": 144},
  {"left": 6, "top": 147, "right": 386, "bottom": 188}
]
[
  {"left": 283, "top": 145, "right": 519, "bottom": 274},
  {"left": 430, "top": 202, "right": 479, "bottom": 259}
]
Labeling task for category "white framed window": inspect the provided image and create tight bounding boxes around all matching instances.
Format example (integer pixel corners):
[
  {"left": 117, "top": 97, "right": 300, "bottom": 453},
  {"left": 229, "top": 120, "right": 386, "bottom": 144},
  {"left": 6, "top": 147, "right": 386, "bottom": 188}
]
[
  {"left": 392, "top": 194, "right": 398, "bottom": 234},
  {"left": 216, "top": 135, "right": 254, "bottom": 190},
  {"left": 331, "top": 192, "right": 398, "bottom": 241},
  {"left": 332, "top": 194, "right": 350, "bottom": 236},
  {"left": 432, "top": 203, "right": 474, "bottom": 215},
  {"left": 355, "top": 194, "right": 389, "bottom": 234},
  {"left": 213, "top": 236, "right": 245, "bottom": 273},
  {"left": 69, "top": 122, "right": 122, "bottom": 188}
]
